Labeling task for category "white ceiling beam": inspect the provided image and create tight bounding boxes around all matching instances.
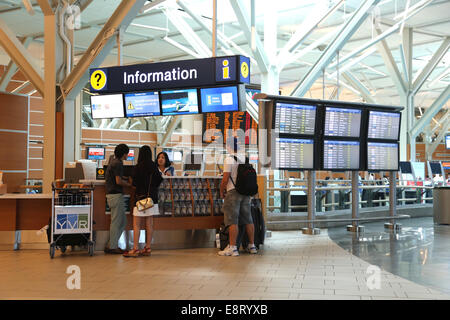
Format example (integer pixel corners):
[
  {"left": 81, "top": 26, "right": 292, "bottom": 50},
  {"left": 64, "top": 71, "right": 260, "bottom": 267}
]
[
  {"left": 291, "top": 0, "right": 381, "bottom": 97},
  {"left": 427, "top": 116, "right": 450, "bottom": 155},
  {"left": 411, "top": 85, "right": 450, "bottom": 138},
  {"left": 0, "top": 19, "right": 44, "bottom": 96},
  {"left": 164, "top": 6, "right": 211, "bottom": 58},
  {"left": 342, "top": 71, "right": 376, "bottom": 103},
  {"left": 229, "top": 0, "right": 269, "bottom": 74},
  {"left": 412, "top": 37, "right": 450, "bottom": 95},
  {"left": 0, "top": 36, "right": 32, "bottom": 91},
  {"left": 60, "top": 0, "right": 149, "bottom": 100},
  {"left": 277, "top": 0, "right": 344, "bottom": 71},
  {"left": 375, "top": 26, "right": 407, "bottom": 95}
]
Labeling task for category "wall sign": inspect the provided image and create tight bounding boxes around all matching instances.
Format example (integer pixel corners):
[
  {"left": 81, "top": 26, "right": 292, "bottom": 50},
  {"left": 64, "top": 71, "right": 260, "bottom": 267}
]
[{"left": 90, "top": 55, "right": 250, "bottom": 93}]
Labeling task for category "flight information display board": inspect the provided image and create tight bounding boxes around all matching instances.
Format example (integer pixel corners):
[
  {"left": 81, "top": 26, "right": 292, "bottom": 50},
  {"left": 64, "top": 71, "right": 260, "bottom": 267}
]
[
  {"left": 367, "top": 142, "right": 399, "bottom": 171},
  {"left": 124, "top": 91, "right": 160, "bottom": 117},
  {"left": 273, "top": 102, "right": 316, "bottom": 135},
  {"left": 90, "top": 94, "right": 125, "bottom": 119},
  {"left": 272, "top": 137, "right": 314, "bottom": 170},
  {"left": 368, "top": 111, "right": 401, "bottom": 140},
  {"left": 324, "top": 107, "right": 361, "bottom": 138},
  {"left": 203, "top": 111, "right": 257, "bottom": 145},
  {"left": 323, "top": 140, "right": 360, "bottom": 170}
]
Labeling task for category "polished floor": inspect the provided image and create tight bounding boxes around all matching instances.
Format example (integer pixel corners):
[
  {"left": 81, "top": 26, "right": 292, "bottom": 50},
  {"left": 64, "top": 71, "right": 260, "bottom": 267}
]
[
  {"left": 1, "top": 225, "right": 449, "bottom": 300},
  {"left": 328, "top": 217, "right": 450, "bottom": 295}
]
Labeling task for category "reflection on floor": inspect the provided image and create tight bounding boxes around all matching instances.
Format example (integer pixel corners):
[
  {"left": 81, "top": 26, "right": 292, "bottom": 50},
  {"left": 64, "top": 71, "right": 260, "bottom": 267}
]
[
  {"left": 0, "top": 226, "right": 449, "bottom": 300},
  {"left": 328, "top": 217, "right": 450, "bottom": 295}
]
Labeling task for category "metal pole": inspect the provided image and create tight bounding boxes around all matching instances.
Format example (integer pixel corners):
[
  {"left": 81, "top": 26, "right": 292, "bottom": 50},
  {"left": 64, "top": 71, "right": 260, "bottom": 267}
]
[
  {"left": 385, "top": 171, "right": 402, "bottom": 230},
  {"left": 302, "top": 170, "right": 320, "bottom": 235},
  {"left": 212, "top": 0, "right": 217, "bottom": 57},
  {"left": 347, "top": 171, "right": 364, "bottom": 233}
]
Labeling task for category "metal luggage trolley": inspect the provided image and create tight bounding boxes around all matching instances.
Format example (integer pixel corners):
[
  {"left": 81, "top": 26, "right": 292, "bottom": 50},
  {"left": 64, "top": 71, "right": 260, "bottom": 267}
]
[{"left": 50, "top": 181, "right": 95, "bottom": 258}]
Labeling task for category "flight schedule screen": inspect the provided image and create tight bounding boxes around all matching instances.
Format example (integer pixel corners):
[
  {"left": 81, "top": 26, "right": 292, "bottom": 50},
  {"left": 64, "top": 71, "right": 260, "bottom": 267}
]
[
  {"left": 324, "top": 107, "right": 361, "bottom": 137},
  {"left": 323, "top": 140, "right": 360, "bottom": 170},
  {"left": 274, "top": 102, "right": 316, "bottom": 135},
  {"left": 368, "top": 111, "right": 400, "bottom": 140},
  {"left": 367, "top": 142, "right": 398, "bottom": 170},
  {"left": 272, "top": 137, "right": 314, "bottom": 169}
]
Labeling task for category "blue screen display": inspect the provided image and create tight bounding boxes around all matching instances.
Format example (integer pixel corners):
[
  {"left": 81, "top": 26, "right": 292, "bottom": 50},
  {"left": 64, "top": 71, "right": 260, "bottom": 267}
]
[
  {"left": 200, "top": 86, "right": 239, "bottom": 113},
  {"left": 124, "top": 92, "right": 160, "bottom": 117},
  {"left": 161, "top": 89, "right": 199, "bottom": 115}
]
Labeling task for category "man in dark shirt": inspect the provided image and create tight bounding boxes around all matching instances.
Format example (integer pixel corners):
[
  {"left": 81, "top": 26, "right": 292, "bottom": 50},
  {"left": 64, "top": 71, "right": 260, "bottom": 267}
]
[{"left": 104, "top": 144, "right": 132, "bottom": 254}]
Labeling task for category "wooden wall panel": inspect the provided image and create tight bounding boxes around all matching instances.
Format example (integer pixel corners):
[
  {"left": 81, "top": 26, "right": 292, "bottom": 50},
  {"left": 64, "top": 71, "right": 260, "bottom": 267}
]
[
  {"left": 29, "top": 125, "right": 44, "bottom": 137},
  {"left": 3, "top": 173, "right": 26, "bottom": 193},
  {"left": 29, "top": 147, "right": 43, "bottom": 158},
  {"left": 29, "top": 97, "right": 44, "bottom": 111},
  {"left": 0, "top": 92, "right": 28, "bottom": 131},
  {"left": 29, "top": 111, "right": 44, "bottom": 124},
  {"left": 0, "top": 132, "right": 27, "bottom": 170},
  {"left": 28, "top": 170, "right": 43, "bottom": 179}
]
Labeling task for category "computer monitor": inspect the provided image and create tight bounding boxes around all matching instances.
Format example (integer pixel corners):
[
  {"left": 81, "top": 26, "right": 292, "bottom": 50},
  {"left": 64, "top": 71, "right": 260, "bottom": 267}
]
[
  {"left": 324, "top": 106, "right": 362, "bottom": 138},
  {"left": 160, "top": 89, "right": 199, "bottom": 115},
  {"left": 173, "top": 151, "right": 183, "bottom": 162},
  {"left": 200, "top": 86, "right": 240, "bottom": 113},
  {"left": 399, "top": 161, "right": 413, "bottom": 174},
  {"left": 446, "top": 135, "right": 450, "bottom": 150},
  {"left": 271, "top": 137, "right": 314, "bottom": 170},
  {"left": 429, "top": 161, "right": 443, "bottom": 175},
  {"left": 367, "top": 142, "right": 399, "bottom": 171},
  {"left": 126, "top": 149, "right": 135, "bottom": 161},
  {"left": 322, "top": 140, "right": 360, "bottom": 170},
  {"left": 273, "top": 102, "right": 316, "bottom": 135},
  {"left": 124, "top": 91, "right": 160, "bottom": 117},
  {"left": 90, "top": 94, "right": 125, "bottom": 119},
  {"left": 368, "top": 111, "right": 401, "bottom": 140},
  {"left": 86, "top": 147, "right": 105, "bottom": 160}
]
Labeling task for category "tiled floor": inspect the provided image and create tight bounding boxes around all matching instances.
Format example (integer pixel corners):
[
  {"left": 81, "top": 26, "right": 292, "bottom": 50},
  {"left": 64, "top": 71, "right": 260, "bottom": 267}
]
[{"left": 0, "top": 230, "right": 449, "bottom": 300}]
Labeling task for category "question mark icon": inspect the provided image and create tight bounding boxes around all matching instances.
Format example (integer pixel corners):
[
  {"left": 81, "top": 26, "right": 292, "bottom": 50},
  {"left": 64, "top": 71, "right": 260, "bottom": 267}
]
[{"left": 95, "top": 73, "right": 102, "bottom": 86}]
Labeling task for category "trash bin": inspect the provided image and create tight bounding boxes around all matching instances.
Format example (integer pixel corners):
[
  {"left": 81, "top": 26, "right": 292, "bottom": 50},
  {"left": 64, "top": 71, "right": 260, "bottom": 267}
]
[{"left": 433, "top": 187, "right": 450, "bottom": 224}]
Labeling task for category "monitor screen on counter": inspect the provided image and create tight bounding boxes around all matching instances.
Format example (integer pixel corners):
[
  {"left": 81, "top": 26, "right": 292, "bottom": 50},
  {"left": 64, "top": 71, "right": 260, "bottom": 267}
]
[
  {"left": 87, "top": 147, "right": 105, "bottom": 160},
  {"left": 90, "top": 94, "right": 125, "bottom": 119},
  {"left": 160, "top": 89, "right": 199, "bottom": 115}
]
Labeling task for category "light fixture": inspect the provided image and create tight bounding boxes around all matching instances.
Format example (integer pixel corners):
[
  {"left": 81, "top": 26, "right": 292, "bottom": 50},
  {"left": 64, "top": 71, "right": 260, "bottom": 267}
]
[{"left": 130, "top": 23, "right": 169, "bottom": 32}]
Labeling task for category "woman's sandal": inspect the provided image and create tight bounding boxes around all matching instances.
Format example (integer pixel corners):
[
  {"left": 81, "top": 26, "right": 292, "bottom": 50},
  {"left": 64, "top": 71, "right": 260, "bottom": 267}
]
[
  {"left": 140, "top": 247, "right": 152, "bottom": 256},
  {"left": 123, "top": 249, "right": 141, "bottom": 258}
]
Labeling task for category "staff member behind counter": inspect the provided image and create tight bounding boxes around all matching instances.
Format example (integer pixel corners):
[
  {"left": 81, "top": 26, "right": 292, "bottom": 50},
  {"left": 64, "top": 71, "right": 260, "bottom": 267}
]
[
  {"left": 104, "top": 144, "right": 132, "bottom": 254},
  {"left": 156, "top": 151, "right": 175, "bottom": 176}
]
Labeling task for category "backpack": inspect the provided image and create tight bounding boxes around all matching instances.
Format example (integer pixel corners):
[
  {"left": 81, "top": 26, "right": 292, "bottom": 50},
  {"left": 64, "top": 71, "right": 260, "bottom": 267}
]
[{"left": 230, "top": 156, "right": 258, "bottom": 196}]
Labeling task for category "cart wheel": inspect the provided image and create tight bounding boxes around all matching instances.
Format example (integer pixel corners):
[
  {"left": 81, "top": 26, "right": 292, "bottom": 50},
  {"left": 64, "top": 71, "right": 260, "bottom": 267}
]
[
  {"left": 88, "top": 242, "right": 94, "bottom": 256},
  {"left": 60, "top": 246, "right": 67, "bottom": 254},
  {"left": 49, "top": 244, "right": 55, "bottom": 259}
]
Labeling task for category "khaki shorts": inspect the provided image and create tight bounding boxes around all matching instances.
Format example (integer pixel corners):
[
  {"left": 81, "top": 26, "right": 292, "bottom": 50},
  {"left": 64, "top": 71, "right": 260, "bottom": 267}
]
[{"left": 222, "top": 189, "right": 253, "bottom": 226}]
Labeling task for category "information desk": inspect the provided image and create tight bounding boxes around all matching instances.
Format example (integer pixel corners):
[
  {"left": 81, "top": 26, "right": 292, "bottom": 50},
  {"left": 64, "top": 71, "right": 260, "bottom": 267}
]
[{"left": 0, "top": 177, "right": 225, "bottom": 232}]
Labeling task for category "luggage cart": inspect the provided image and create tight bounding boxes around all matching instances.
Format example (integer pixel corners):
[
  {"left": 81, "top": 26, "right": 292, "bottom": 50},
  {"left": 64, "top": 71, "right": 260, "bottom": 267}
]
[{"left": 49, "top": 181, "right": 95, "bottom": 258}]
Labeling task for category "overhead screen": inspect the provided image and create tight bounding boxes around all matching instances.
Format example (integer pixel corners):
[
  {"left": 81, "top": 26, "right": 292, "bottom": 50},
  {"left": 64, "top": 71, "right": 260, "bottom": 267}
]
[
  {"left": 324, "top": 107, "right": 361, "bottom": 138},
  {"left": 272, "top": 137, "right": 314, "bottom": 170},
  {"left": 274, "top": 102, "right": 316, "bottom": 135},
  {"left": 367, "top": 142, "right": 399, "bottom": 171},
  {"left": 323, "top": 140, "right": 360, "bottom": 170},
  {"left": 90, "top": 94, "right": 125, "bottom": 119},
  {"left": 124, "top": 92, "right": 160, "bottom": 117},
  {"left": 161, "top": 89, "right": 199, "bottom": 115},
  {"left": 368, "top": 111, "right": 400, "bottom": 140},
  {"left": 200, "top": 86, "right": 239, "bottom": 113}
]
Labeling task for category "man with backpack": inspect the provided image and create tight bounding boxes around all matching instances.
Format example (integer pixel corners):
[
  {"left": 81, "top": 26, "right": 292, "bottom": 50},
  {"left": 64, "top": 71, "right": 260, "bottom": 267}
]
[{"left": 218, "top": 137, "right": 258, "bottom": 256}]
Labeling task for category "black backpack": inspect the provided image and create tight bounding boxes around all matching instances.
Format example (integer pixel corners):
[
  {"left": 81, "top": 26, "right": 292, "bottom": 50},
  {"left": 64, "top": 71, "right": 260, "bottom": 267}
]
[{"left": 230, "top": 156, "right": 258, "bottom": 196}]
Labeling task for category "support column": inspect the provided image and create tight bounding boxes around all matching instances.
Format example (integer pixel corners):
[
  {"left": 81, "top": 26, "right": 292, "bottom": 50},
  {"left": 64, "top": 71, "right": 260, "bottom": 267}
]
[
  {"left": 302, "top": 170, "right": 320, "bottom": 235},
  {"left": 43, "top": 13, "right": 56, "bottom": 193},
  {"left": 347, "top": 171, "right": 364, "bottom": 233},
  {"left": 385, "top": 171, "right": 401, "bottom": 231}
]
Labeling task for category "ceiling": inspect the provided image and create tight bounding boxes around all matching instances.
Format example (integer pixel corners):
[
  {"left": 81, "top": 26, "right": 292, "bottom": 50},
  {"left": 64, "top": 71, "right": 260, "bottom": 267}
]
[{"left": 0, "top": 0, "right": 449, "bottom": 112}]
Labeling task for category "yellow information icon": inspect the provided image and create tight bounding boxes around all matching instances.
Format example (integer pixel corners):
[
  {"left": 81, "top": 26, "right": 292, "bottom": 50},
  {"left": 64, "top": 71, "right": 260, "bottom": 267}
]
[
  {"left": 90, "top": 70, "right": 107, "bottom": 90},
  {"left": 97, "top": 169, "right": 104, "bottom": 175},
  {"left": 241, "top": 61, "right": 249, "bottom": 79}
]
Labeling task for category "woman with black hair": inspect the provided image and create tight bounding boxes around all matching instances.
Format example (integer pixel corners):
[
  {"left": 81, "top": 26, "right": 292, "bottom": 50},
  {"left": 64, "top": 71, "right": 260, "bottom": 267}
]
[
  {"left": 156, "top": 151, "right": 175, "bottom": 176},
  {"left": 124, "top": 145, "right": 162, "bottom": 257}
]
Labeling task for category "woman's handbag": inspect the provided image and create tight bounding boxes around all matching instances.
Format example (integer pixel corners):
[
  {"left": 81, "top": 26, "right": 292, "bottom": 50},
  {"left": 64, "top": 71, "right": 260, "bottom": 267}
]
[{"left": 136, "top": 174, "right": 154, "bottom": 211}]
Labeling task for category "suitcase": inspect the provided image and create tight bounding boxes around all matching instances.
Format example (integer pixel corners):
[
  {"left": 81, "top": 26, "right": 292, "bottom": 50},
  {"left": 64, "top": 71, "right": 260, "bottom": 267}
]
[{"left": 218, "top": 199, "right": 265, "bottom": 251}]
